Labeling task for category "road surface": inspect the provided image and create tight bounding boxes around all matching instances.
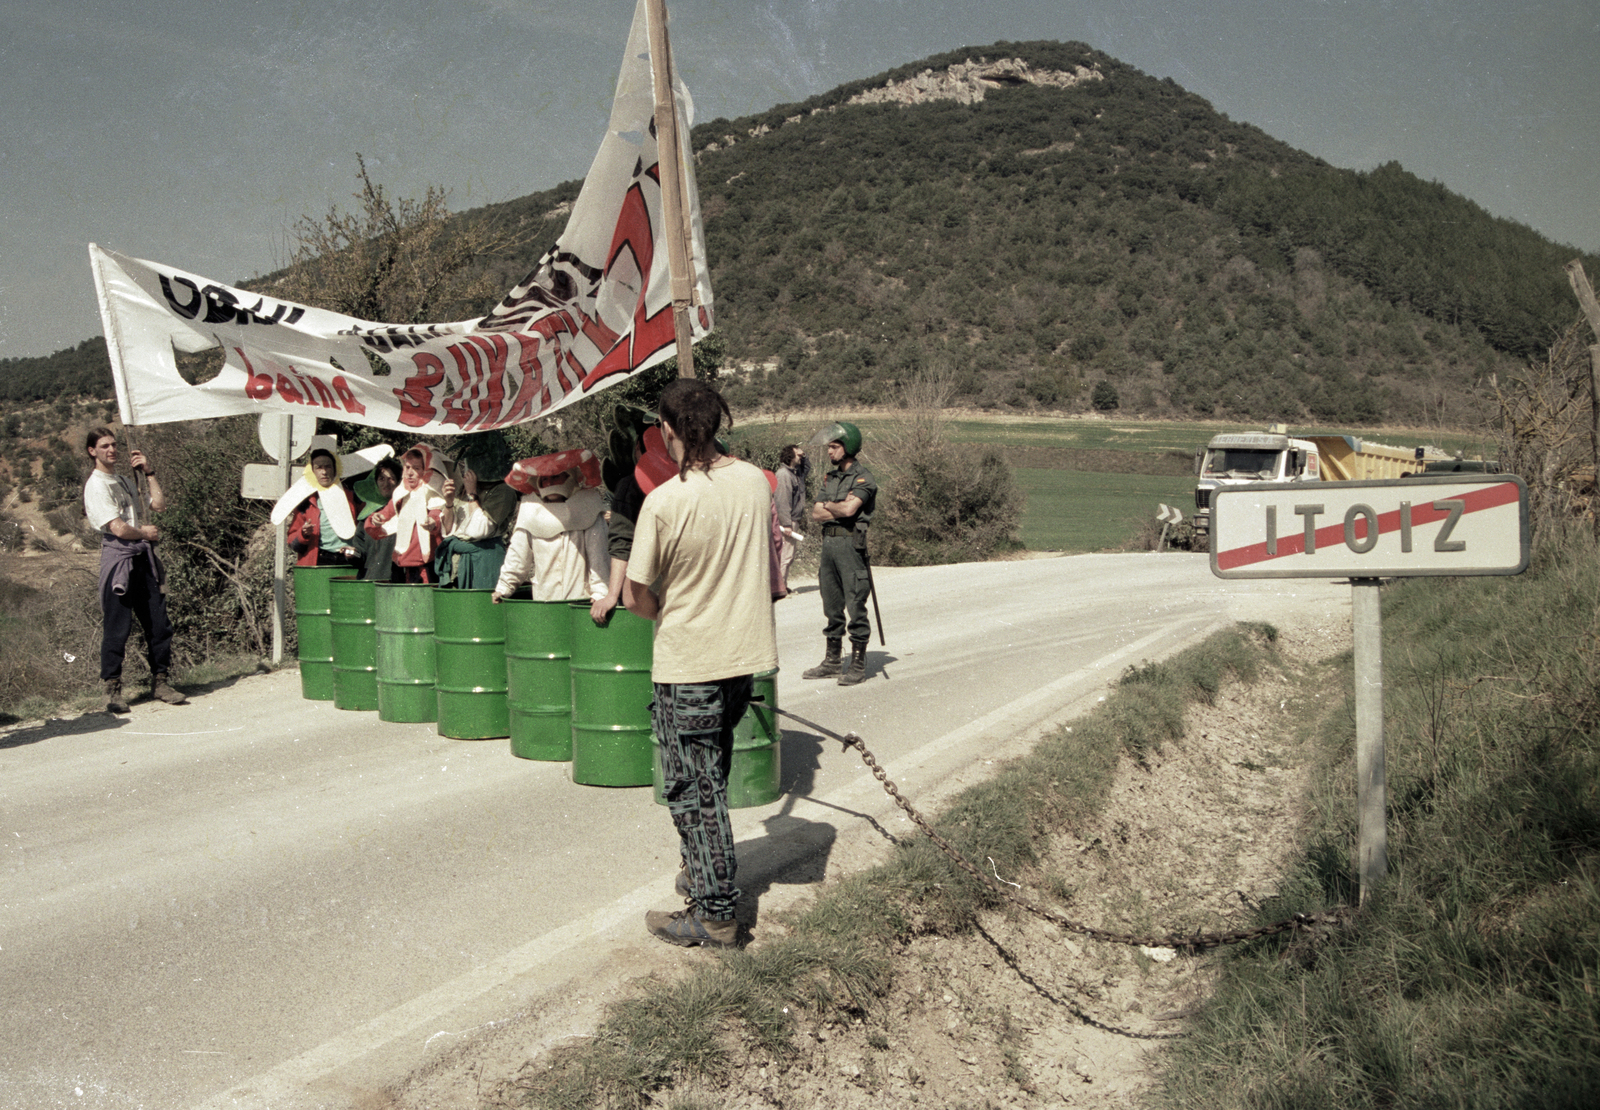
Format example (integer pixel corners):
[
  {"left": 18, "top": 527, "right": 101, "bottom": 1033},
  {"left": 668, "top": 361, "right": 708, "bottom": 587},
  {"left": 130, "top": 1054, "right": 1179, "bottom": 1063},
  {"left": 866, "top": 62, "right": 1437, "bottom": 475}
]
[{"left": 0, "top": 553, "right": 1349, "bottom": 1109}]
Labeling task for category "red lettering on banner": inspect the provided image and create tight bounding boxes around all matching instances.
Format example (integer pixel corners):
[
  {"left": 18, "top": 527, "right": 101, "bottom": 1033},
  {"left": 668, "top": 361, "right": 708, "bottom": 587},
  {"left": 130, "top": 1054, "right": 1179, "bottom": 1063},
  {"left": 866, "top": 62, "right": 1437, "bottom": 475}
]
[
  {"left": 275, "top": 375, "right": 304, "bottom": 404},
  {"left": 586, "top": 301, "right": 674, "bottom": 385},
  {"left": 560, "top": 349, "right": 584, "bottom": 395},
  {"left": 396, "top": 353, "right": 446, "bottom": 427},
  {"left": 305, "top": 373, "right": 338, "bottom": 409},
  {"left": 237, "top": 349, "right": 274, "bottom": 400},
  {"left": 493, "top": 333, "right": 544, "bottom": 428},
  {"left": 332, "top": 376, "right": 366, "bottom": 416},
  {"left": 465, "top": 335, "right": 509, "bottom": 429},
  {"left": 441, "top": 343, "right": 477, "bottom": 428}
]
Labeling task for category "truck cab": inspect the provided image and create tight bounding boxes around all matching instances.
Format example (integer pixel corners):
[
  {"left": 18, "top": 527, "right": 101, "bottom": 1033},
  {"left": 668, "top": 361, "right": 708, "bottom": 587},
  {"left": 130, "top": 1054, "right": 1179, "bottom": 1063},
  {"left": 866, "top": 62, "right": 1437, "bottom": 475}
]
[{"left": 1193, "top": 427, "right": 1320, "bottom": 545}]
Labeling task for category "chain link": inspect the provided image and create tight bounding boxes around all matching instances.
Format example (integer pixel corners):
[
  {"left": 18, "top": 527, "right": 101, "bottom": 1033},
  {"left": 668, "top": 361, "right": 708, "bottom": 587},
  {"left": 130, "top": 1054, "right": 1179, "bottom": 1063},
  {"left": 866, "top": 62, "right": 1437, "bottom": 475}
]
[{"left": 770, "top": 706, "right": 1352, "bottom": 953}]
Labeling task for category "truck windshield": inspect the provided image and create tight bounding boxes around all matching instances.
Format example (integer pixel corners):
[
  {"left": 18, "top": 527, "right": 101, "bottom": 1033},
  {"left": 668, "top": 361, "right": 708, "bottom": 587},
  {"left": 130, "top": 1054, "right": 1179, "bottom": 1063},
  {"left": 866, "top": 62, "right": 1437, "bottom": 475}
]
[{"left": 1203, "top": 449, "right": 1280, "bottom": 479}]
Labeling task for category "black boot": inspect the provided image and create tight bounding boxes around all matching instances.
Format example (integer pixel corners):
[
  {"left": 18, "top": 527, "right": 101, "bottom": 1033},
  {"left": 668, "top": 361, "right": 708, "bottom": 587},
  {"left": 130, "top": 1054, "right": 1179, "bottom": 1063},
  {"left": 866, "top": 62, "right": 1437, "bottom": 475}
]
[
  {"left": 104, "top": 680, "right": 129, "bottom": 715},
  {"left": 802, "top": 638, "right": 843, "bottom": 679},
  {"left": 837, "top": 640, "right": 869, "bottom": 686}
]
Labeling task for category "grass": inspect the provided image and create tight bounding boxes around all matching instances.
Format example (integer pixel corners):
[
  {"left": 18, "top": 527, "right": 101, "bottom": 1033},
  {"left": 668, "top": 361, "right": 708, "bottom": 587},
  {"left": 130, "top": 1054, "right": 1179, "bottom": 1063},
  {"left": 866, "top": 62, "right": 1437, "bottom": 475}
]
[
  {"left": 500, "top": 624, "right": 1275, "bottom": 1109},
  {"left": 1150, "top": 526, "right": 1600, "bottom": 1110},
  {"left": 1014, "top": 467, "right": 1198, "bottom": 552}
]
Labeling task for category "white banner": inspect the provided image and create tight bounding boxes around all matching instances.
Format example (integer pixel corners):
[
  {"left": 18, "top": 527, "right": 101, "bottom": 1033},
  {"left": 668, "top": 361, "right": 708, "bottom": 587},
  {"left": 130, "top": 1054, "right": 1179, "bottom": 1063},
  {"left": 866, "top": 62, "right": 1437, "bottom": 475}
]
[{"left": 88, "top": 0, "right": 711, "bottom": 433}]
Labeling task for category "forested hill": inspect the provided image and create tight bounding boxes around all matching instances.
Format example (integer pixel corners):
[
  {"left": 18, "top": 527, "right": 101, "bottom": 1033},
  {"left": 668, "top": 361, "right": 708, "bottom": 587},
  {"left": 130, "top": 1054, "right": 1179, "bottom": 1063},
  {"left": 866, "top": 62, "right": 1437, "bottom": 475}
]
[{"left": 7, "top": 39, "right": 1596, "bottom": 430}]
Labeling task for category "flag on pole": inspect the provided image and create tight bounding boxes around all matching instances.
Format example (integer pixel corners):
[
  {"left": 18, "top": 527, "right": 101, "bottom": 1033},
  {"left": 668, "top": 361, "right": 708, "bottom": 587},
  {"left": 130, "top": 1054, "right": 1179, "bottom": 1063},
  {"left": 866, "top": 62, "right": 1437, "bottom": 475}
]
[{"left": 88, "top": 0, "right": 711, "bottom": 432}]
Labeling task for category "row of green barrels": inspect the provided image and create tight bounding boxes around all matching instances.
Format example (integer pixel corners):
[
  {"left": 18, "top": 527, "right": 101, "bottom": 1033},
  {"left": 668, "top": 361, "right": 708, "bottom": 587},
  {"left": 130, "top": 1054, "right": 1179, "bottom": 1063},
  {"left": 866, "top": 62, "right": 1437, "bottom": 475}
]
[{"left": 291, "top": 564, "right": 780, "bottom": 808}]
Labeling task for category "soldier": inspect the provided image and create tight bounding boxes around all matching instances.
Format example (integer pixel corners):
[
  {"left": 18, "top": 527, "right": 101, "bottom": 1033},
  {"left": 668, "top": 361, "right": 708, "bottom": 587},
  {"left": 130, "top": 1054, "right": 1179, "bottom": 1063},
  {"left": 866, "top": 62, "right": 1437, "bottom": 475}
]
[{"left": 802, "top": 421, "right": 877, "bottom": 686}]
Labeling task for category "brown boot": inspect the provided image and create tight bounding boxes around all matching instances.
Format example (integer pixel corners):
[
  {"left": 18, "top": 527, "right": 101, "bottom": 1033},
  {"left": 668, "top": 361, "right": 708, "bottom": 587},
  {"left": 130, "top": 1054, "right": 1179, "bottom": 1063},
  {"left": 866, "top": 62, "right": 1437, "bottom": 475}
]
[
  {"left": 104, "top": 680, "right": 130, "bottom": 715},
  {"left": 151, "top": 672, "right": 188, "bottom": 705},
  {"left": 645, "top": 907, "right": 738, "bottom": 948},
  {"left": 802, "top": 638, "right": 843, "bottom": 679},
  {"left": 837, "top": 640, "right": 869, "bottom": 686}
]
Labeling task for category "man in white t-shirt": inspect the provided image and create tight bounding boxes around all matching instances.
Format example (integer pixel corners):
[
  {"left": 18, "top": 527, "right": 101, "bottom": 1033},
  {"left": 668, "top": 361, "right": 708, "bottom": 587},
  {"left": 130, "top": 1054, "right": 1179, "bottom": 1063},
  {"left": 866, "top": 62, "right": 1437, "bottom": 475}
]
[
  {"left": 624, "top": 380, "right": 778, "bottom": 948},
  {"left": 82, "top": 427, "right": 188, "bottom": 714}
]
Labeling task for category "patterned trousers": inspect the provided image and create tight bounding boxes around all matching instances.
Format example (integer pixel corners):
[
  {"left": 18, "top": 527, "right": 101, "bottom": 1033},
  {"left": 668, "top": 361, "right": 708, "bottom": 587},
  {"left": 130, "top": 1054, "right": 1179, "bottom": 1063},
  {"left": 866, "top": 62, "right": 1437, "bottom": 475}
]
[{"left": 651, "top": 675, "right": 754, "bottom": 921}]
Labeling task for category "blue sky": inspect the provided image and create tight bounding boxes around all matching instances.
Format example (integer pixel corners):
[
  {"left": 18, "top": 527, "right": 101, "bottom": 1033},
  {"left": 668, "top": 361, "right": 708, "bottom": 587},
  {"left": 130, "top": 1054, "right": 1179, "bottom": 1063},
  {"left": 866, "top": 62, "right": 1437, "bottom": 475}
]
[{"left": 1, "top": 0, "right": 1595, "bottom": 360}]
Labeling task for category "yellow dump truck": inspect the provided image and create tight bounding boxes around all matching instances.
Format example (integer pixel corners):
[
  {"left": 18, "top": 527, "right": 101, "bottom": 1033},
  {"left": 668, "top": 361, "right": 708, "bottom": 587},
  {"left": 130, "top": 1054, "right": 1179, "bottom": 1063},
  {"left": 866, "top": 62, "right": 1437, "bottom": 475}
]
[{"left": 1192, "top": 426, "right": 1444, "bottom": 547}]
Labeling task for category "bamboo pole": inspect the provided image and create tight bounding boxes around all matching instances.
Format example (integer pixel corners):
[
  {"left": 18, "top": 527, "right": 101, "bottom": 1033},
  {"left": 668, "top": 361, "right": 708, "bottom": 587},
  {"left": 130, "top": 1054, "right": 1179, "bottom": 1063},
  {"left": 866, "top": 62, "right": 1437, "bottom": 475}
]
[{"left": 645, "top": 0, "right": 697, "bottom": 378}]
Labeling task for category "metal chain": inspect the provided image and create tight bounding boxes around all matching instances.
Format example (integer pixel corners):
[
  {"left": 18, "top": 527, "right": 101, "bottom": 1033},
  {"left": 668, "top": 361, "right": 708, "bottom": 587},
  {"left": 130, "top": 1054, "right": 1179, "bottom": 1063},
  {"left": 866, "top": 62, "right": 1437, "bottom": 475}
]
[{"left": 768, "top": 706, "right": 1352, "bottom": 953}]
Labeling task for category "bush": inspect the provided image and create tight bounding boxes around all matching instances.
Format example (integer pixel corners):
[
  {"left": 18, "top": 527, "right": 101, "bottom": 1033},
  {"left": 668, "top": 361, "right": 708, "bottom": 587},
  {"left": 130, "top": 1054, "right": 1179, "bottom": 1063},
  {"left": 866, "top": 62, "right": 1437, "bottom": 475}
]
[
  {"left": 868, "top": 374, "right": 1025, "bottom": 565},
  {"left": 1091, "top": 379, "right": 1120, "bottom": 411}
]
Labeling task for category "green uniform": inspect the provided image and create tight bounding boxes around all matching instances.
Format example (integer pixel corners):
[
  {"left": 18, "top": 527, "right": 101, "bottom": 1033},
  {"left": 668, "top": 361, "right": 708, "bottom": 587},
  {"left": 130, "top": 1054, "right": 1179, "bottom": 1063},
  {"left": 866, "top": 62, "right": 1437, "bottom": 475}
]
[{"left": 817, "top": 459, "right": 878, "bottom": 644}]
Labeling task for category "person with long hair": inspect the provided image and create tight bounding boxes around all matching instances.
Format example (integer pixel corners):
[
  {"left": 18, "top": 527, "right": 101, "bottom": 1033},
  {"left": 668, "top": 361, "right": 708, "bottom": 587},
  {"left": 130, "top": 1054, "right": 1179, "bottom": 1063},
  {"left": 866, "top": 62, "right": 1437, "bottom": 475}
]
[{"left": 624, "top": 379, "right": 777, "bottom": 947}]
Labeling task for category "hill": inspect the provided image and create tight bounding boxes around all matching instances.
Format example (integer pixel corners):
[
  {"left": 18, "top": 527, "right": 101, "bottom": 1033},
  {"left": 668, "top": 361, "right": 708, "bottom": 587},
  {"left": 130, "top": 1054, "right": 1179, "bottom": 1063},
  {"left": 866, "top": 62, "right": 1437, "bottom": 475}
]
[{"left": 5, "top": 40, "right": 1596, "bottom": 468}]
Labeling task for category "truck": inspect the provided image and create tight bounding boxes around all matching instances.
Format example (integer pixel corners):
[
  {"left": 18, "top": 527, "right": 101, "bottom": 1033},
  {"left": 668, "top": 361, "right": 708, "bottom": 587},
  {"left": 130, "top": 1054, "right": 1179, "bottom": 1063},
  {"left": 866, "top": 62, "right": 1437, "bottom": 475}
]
[{"left": 1192, "top": 425, "right": 1445, "bottom": 548}]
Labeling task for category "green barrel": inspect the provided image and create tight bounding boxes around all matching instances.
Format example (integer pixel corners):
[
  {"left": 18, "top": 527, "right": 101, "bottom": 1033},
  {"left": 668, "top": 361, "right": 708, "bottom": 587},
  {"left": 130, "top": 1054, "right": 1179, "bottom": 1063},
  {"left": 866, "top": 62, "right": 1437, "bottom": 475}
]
[
  {"left": 569, "top": 603, "right": 654, "bottom": 785},
  {"left": 503, "top": 599, "right": 578, "bottom": 761},
  {"left": 293, "top": 565, "right": 346, "bottom": 701},
  {"left": 652, "top": 668, "right": 783, "bottom": 809},
  {"left": 375, "top": 584, "right": 438, "bottom": 723},
  {"left": 329, "top": 576, "right": 379, "bottom": 711},
  {"left": 730, "top": 668, "right": 783, "bottom": 808},
  {"left": 433, "top": 588, "right": 509, "bottom": 740}
]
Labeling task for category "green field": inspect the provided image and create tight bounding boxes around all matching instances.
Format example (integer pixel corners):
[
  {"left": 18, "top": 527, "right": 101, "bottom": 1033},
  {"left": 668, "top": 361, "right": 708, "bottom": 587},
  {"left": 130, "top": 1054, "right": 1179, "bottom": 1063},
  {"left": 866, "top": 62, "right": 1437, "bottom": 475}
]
[
  {"left": 767, "top": 415, "right": 1496, "bottom": 553},
  {"left": 1014, "top": 468, "right": 1197, "bottom": 552}
]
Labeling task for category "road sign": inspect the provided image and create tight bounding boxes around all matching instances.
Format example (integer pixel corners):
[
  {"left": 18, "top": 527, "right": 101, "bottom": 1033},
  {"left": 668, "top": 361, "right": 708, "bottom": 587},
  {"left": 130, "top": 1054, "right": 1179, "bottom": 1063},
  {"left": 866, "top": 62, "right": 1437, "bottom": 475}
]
[
  {"left": 240, "top": 463, "right": 289, "bottom": 501},
  {"left": 1210, "top": 474, "right": 1528, "bottom": 579},
  {"left": 1213, "top": 472, "right": 1530, "bottom": 905},
  {"left": 257, "top": 413, "right": 317, "bottom": 462}
]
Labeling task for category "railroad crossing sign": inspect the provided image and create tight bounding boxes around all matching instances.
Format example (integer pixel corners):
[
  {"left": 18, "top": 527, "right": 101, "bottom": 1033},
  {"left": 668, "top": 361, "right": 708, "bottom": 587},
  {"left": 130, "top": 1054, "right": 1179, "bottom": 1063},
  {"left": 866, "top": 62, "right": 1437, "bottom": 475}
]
[
  {"left": 1210, "top": 474, "right": 1528, "bottom": 579},
  {"left": 1208, "top": 474, "right": 1529, "bottom": 905}
]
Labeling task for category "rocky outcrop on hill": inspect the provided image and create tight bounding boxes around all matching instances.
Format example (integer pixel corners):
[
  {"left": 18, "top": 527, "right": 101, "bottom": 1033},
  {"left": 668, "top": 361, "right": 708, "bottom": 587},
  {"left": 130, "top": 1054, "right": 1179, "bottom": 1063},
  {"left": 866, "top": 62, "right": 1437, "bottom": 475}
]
[
  {"left": 846, "top": 57, "right": 1104, "bottom": 108},
  {"left": 699, "top": 58, "right": 1105, "bottom": 157}
]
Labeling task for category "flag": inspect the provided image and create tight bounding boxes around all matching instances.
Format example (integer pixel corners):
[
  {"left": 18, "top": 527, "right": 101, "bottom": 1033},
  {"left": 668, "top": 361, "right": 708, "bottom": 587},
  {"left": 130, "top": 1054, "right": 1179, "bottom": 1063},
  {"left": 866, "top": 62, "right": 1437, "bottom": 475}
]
[{"left": 88, "top": 0, "right": 711, "bottom": 433}]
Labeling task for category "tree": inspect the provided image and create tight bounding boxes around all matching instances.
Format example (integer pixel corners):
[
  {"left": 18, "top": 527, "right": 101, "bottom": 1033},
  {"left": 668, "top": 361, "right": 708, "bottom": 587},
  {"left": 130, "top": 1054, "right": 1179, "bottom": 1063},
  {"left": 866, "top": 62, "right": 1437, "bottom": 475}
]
[
  {"left": 268, "top": 154, "right": 535, "bottom": 328},
  {"left": 1091, "top": 380, "right": 1120, "bottom": 411}
]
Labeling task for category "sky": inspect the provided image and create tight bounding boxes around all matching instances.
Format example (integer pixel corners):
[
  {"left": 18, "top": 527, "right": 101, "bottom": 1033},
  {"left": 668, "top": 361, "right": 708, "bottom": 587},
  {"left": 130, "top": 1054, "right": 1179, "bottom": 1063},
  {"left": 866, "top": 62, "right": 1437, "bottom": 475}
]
[{"left": 1, "top": 0, "right": 1596, "bottom": 361}]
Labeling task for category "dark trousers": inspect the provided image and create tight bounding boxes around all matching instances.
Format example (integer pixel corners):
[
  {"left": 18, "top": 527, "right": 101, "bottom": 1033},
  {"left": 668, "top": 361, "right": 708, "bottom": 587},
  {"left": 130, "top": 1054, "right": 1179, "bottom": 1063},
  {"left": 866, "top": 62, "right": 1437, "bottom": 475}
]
[
  {"left": 818, "top": 534, "right": 872, "bottom": 643},
  {"left": 100, "top": 560, "right": 174, "bottom": 682},
  {"left": 651, "top": 675, "right": 754, "bottom": 921}
]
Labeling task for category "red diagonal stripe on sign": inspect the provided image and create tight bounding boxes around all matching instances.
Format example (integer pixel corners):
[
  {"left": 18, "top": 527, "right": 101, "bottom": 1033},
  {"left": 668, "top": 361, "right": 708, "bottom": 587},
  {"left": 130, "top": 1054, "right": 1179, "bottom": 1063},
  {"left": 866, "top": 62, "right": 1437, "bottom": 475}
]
[{"left": 1217, "top": 482, "right": 1520, "bottom": 570}]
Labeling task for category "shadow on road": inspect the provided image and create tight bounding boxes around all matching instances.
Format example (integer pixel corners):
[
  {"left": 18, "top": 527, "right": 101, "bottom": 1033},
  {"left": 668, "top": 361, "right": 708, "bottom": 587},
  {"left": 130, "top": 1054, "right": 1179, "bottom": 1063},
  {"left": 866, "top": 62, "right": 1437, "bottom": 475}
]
[{"left": 1, "top": 712, "right": 128, "bottom": 749}]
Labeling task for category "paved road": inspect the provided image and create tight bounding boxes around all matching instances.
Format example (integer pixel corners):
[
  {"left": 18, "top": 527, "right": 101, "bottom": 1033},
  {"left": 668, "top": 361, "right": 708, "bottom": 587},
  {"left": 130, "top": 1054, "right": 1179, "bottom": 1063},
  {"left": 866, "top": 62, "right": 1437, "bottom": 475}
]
[{"left": 0, "top": 554, "right": 1349, "bottom": 1110}]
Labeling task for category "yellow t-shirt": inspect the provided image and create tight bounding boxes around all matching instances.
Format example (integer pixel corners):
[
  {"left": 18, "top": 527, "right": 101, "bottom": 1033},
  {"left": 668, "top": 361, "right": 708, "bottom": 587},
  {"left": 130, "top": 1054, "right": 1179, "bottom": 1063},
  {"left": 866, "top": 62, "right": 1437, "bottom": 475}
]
[{"left": 627, "top": 459, "right": 778, "bottom": 684}]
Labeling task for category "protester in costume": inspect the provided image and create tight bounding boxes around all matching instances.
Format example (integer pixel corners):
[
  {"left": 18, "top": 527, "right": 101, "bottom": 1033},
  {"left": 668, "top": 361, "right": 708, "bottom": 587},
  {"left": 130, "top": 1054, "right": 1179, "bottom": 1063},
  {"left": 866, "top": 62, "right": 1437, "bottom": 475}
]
[
  {"left": 351, "top": 457, "right": 402, "bottom": 581},
  {"left": 286, "top": 448, "right": 361, "bottom": 567},
  {"left": 623, "top": 379, "right": 778, "bottom": 947},
  {"left": 363, "top": 445, "right": 448, "bottom": 583},
  {"left": 82, "top": 427, "right": 188, "bottom": 714},
  {"left": 434, "top": 434, "right": 518, "bottom": 590},
  {"left": 491, "top": 448, "right": 609, "bottom": 604},
  {"left": 803, "top": 421, "right": 878, "bottom": 686}
]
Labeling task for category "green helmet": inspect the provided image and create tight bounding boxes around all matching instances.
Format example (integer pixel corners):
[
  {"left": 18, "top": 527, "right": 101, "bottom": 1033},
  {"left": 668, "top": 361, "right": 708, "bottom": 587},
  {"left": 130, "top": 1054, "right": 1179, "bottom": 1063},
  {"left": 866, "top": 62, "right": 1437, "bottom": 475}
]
[{"left": 818, "top": 420, "right": 862, "bottom": 456}]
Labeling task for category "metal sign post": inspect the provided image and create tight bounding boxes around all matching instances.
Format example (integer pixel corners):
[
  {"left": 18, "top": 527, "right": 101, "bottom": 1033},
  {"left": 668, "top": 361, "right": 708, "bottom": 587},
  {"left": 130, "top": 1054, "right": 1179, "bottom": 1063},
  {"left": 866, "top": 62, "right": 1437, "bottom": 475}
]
[
  {"left": 1211, "top": 474, "right": 1529, "bottom": 904},
  {"left": 254, "top": 414, "right": 315, "bottom": 665}
]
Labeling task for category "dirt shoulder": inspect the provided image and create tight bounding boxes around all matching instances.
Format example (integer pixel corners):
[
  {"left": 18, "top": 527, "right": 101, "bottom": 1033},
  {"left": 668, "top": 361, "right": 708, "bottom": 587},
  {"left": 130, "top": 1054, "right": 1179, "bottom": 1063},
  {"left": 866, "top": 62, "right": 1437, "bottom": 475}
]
[{"left": 383, "top": 610, "right": 1347, "bottom": 1110}]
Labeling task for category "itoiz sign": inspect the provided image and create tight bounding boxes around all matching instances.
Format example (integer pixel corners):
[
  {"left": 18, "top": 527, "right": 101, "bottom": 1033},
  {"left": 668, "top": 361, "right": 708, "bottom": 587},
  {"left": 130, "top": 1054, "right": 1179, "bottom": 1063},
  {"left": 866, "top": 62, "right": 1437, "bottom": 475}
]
[{"left": 1211, "top": 475, "right": 1528, "bottom": 579}]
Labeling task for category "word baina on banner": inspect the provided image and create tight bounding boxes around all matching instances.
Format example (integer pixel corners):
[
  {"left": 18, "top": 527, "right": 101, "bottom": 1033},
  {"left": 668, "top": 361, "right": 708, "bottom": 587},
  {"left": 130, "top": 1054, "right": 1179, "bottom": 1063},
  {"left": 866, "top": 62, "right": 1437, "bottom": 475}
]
[{"left": 88, "top": 0, "right": 711, "bottom": 433}]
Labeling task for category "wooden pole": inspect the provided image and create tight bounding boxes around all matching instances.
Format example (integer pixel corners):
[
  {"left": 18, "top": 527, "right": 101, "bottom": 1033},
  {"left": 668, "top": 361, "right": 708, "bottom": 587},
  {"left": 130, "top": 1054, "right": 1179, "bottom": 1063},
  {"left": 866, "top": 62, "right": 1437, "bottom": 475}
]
[
  {"left": 645, "top": 0, "right": 697, "bottom": 378},
  {"left": 1565, "top": 261, "right": 1600, "bottom": 540},
  {"left": 272, "top": 419, "right": 290, "bottom": 666},
  {"left": 1352, "top": 578, "right": 1387, "bottom": 904}
]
